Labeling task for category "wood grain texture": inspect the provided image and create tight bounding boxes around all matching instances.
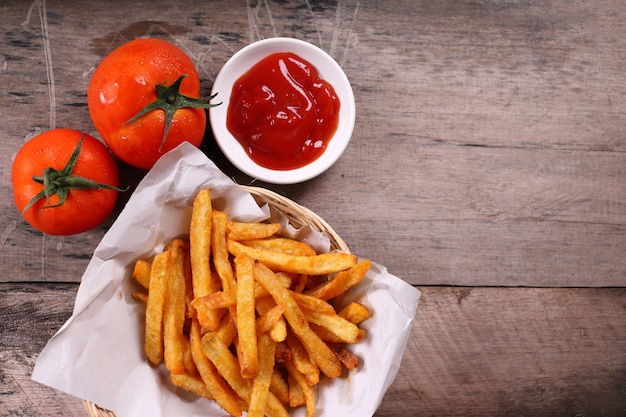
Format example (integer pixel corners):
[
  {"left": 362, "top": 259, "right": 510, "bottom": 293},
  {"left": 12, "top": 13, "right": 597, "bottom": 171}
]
[
  {"left": 1, "top": 1, "right": 626, "bottom": 414},
  {"left": 381, "top": 287, "right": 626, "bottom": 417},
  {"left": 1, "top": 0, "right": 625, "bottom": 286},
  {"left": 0, "top": 283, "right": 85, "bottom": 417},
  {"left": 1, "top": 284, "right": 624, "bottom": 416}
]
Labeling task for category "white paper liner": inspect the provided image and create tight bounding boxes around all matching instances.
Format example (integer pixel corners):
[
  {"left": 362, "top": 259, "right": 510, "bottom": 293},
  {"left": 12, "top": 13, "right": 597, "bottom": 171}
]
[{"left": 32, "top": 142, "right": 421, "bottom": 417}]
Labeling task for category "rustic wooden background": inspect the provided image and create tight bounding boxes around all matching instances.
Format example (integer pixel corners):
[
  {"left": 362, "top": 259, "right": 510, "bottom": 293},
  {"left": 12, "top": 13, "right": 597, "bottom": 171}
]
[{"left": 1, "top": 0, "right": 624, "bottom": 416}]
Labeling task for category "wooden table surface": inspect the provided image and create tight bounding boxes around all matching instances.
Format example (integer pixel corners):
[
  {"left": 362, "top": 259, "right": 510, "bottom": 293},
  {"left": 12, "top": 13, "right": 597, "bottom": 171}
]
[{"left": 1, "top": 1, "right": 625, "bottom": 416}]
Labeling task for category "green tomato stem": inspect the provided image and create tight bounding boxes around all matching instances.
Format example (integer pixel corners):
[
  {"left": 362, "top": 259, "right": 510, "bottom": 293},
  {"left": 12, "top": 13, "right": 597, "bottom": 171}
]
[
  {"left": 125, "top": 74, "right": 222, "bottom": 151},
  {"left": 22, "top": 135, "right": 127, "bottom": 214}
]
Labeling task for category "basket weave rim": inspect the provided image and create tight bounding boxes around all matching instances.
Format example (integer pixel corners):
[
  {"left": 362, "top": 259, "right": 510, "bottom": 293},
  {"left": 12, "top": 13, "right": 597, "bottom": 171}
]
[
  {"left": 242, "top": 185, "right": 349, "bottom": 253},
  {"left": 84, "top": 185, "right": 348, "bottom": 417}
]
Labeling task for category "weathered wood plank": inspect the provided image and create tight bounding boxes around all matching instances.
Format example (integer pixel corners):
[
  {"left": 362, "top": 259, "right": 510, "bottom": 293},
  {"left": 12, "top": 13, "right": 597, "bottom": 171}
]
[
  {"left": 1, "top": 1, "right": 626, "bottom": 284},
  {"left": 0, "top": 283, "right": 85, "bottom": 417},
  {"left": 379, "top": 286, "right": 626, "bottom": 416},
  {"left": 2, "top": 284, "right": 625, "bottom": 416}
]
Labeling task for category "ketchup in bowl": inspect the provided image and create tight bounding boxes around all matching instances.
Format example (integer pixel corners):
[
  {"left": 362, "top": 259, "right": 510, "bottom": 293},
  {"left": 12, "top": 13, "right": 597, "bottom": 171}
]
[{"left": 226, "top": 52, "right": 340, "bottom": 171}]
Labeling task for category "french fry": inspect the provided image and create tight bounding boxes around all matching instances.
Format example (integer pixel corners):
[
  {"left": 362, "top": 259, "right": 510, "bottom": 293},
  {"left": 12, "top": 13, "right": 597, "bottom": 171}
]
[
  {"left": 192, "top": 291, "right": 236, "bottom": 310},
  {"left": 190, "top": 320, "right": 243, "bottom": 417},
  {"left": 190, "top": 188, "right": 221, "bottom": 330},
  {"left": 181, "top": 337, "right": 198, "bottom": 377},
  {"left": 212, "top": 211, "right": 237, "bottom": 297},
  {"left": 287, "top": 370, "right": 304, "bottom": 408},
  {"left": 131, "top": 291, "right": 148, "bottom": 303},
  {"left": 144, "top": 250, "right": 170, "bottom": 365},
  {"left": 256, "top": 302, "right": 287, "bottom": 335},
  {"left": 227, "top": 220, "right": 281, "bottom": 241},
  {"left": 254, "top": 272, "right": 292, "bottom": 299},
  {"left": 285, "top": 360, "right": 316, "bottom": 417},
  {"left": 254, "top": 262, "right": 343, "bottom": 378},
  {"left": 309, "top": 323, "right": 366, "bottom": 344},
  {"left": 201, "top": 331, "right": 252, "bottom": 405},
  {"left": 241, "top": 237, "right": 317, "bottom": 256},
  {"left": 228, "top": 239, "right": 358, "bottom": 275},
  {"left": 285, "top": 332, "right": 320, "bottom": 386},
  {"left": 302, "top": 308, "right": 361, "bottom": 344},
  {"left": 338, "top": 301, "right": 371, "bottom": 325},
  {"left": 305, "top": 259, "right": 371, "bottom": 300},
  {"left": 291, "top": 292, "right": 336, "bottom": 315},
  {"left": 131, "top": 259, "right": 151, "bottom": 290},
  {"left": 163, "top": 240, "right": 187, "bottom": 374},
  {"left": 170, "top": 373, "right": 212, "bottom": 399},
  {"left": 255, "top": 296, "right": 287, "bottom": 342},
  {"left": 270, "top": 368, "right": 289, "bottom": 405},
  {"left": 248, "top": 332, "right": 277, "bottom": 417},
  {"left": 234, "top": 253, "right": 258, "bottom": 379},
  {"left": 216, "top": 312, "right": 238, "bottom": 347},
  {"left": 310, "top": 301, "right": 370, "bottom": 343}
]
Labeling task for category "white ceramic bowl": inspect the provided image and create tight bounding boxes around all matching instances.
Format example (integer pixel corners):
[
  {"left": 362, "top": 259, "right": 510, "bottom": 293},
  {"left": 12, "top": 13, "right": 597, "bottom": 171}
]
[{"left": 209, "top": 37, "right": 355, "bottom": 184}]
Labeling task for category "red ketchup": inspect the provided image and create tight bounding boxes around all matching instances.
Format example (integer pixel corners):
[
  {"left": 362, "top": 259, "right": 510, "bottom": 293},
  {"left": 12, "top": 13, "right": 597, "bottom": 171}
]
[{"left": 226, "top": 52, "right": 340, "bottom": 170}]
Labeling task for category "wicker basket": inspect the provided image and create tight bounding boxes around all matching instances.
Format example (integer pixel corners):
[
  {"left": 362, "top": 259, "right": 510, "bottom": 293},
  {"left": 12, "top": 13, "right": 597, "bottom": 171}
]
[{"left": 84, "top": 185, "right": 349, "bottom": 417}]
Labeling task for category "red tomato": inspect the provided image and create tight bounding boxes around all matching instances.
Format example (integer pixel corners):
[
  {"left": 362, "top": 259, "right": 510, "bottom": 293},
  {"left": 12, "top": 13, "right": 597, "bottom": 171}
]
[
  {"left": 12, "top": 128, "right": 122, "bottom": 235},
  {"left": 87, "top": 38, "right": 219, "bottom": 170}
]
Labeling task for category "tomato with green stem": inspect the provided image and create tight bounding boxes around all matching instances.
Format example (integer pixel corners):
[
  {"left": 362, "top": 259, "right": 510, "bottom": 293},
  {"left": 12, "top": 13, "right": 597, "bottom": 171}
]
[
  {"left": 12, "top": 128, "right": 124, "bottom": 235},
  {"left": 87, "top": 37, "right": 220, "bottom": 170}
]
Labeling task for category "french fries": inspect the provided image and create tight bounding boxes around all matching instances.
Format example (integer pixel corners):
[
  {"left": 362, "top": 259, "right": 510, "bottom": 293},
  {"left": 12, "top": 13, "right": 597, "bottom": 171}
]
[{"left": 131, "top": 187, "right": 371, "bottom": 417}]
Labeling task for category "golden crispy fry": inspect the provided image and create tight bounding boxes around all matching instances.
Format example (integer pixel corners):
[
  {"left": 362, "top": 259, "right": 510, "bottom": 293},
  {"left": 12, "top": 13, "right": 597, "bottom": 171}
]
[
  {"left": 305, "top": 259, "right": 371, "bottom": 300},
  {"left": 201, "top": 331, "right": 252, "bottom": 404},
  {"left": 181, "top": 337, "right": 198, "bottom": 377},
  {"left": 132, "top": 259, "right": 151, "bottom": 290},
  {"left": 192, "top": 291, "right": 236, "bottom": 310},
  {"left": 248, "top": 332, "right": 277, "bottom": 417},
  {"left": 302, "top": 307, "right": 360, "bottom": 344},
  {"left": 180, "top": 240, "right": 194, "bottom": 317},
  {"left": 241, "top": 238, "right": 317, "bottom": 256},
  {"left": 291, "top": 292, "right": 336, "bottom": 314},
  {"left": 256, "top": 303, "right": 287, "bottom": 335},
  {"left": 216, "top": 312, "right": 238, "bottom": 347},
  {"left": 131, "top": 291, "right": 148, "bottom": 303},
  {"left": 144, "top": 251, "right": 170, "bottom": 365},
  {"left": 253, "top": 277, "right": 290, "bottom": 301},
  {"left": 285, "top": 332, "right": 320, "bottom": 386},
  {"left": 212, "top": 211, "right": 237, "bottom": 297},
  {"left": 287, "top": 370, "right": 304, "bottom": 408},
  {"left": 190, "top": 188, "right": 221, "bottom": 330},
  {"left": 234, "top": 253, "right": 258, "bottom": 379},
  {"left": 190, "top": 320, "right": 243, "bottom": 417},
  {"left": 254, "top": 262, "right": 343, "bottom": 378},
  {"left": 285, "top": 360, "right": 316, "bottom": 417},
  {"left": 270, "top": 368, "right": 289, "bottom": 404},
  {"left": 227, "top": 220, "right": 281, "bottom": 241},
  {"left": 256, "top": 296, "right": 287, "bottom": 343},
  {"left": 338, "top": 301, "right": 371, "bottom": 325},
  {"left": 163, "top": 240, "right": 188, "bottom": 374},
  {"left": 309, "top": 323, "right": 366, "bottom": 344},
  {"left": 228, "top": 239, "right": 358, "bottom": 275},
  {"left": 253, "top": 272, "right": 292, "bottom": 300},
  {"left": 170, "top": 373, "right": 212, "bottom": 399},
  {"left": 189, "top": 188, "right": 212, "bottom": 296}
]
